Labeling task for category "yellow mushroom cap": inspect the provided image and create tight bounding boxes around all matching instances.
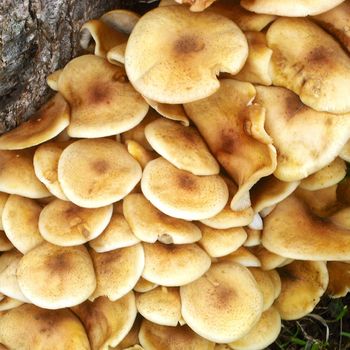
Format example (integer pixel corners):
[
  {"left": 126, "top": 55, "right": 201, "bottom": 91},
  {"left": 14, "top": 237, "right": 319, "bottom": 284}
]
[
  {"left": 250, "top": 246, "right": 290, "bottom": 271},
  {"left": 58, "top": 139, "right": 142, "bottom": 208},
  {"left": 326, "top": 261, "right": 350, "bottom": 298},
  {"left": 58, "top": 55, "right": 149, "bottom": 138},
  {"left": 266, "top": 18, "right": 350, "bottom": 113},
  {"left": 145, "top": 119, "right": 219, "bottom": 176},
  {"left": 229, "top": 306, "right": 281, "bottom": 350},
  {"left": 125, "top": 140, "right": 157, "bottom": 169},
  {"left": 46, "top": 69, "right": 63, "bottom": 91},
  {"left": 0, "top": 231, "right": 13, "bottom": 252},
  {"left": 123, "top": 193, "right": 202, "bottom": 244},
  {"left": 89, "top": 211, "right": 140, "bottom": 253},
  {"left": 180, "top": 262, "right": 263, "bottom": 343},
  {"left": 263, "top": 195, "right": 350, "bottom": 260},
  {"left": 219, "top": 247, "right": 261, "bottom": 267},
  {"left": 255, "top": 86, "right": 350, "bottom": 181},
  {"left": 0, "top": 304, "right": 90, "bottom": 350},
  {"left": 142, "top": 242, "right": 211, "bottom": 286},
  {"left": 275, "top": 261, "right": 328, "bottom": 320},
  {"left": 125, "top": 6, "right": 248, "bottom": 104},
  {"left": 267, "top": 269, "right": 282, "bottom": 299},
  {"left": 2, "top": 195, "right": 44, "bottom": 254},
  {"left": 0, "top": 149, "right": 51, "bottom": 198},
  {"left": 141, "top": 158, "right": 228, "bottom": 220},
  {"left": 134, "top": 277, "right": 158, "bottom": 293},
  {"left": 39, "top": 199, "right": 113, "bottom": 246},
  {"left": 139, "top": 319, "right": 215, "bottom": 350},
  {"left": 197, "top": 223, "right": 247, "bottom": 258},
  {"left": 136, "top": 287, "right": 181, "bottom": 326},
  {"left": 0, "top": 296, "right": 23, "bottom": 312},
  {"left": 72, "top": 292, "right": 137, "bottom": 350},
  {"left": 89, "top": 243, "right": 145, "bottom": 301},
  {"left": 101, "top": 9, "right": 140, "bottom": 34},
  {"left": 243, "top": 228, "right": 261, "bottom": 247},
  {"left": 0, "top": 94, "right": 70, "bottom": 150},
  {"left": 17, "top": 242, "right": 96, "bottom": 309}
]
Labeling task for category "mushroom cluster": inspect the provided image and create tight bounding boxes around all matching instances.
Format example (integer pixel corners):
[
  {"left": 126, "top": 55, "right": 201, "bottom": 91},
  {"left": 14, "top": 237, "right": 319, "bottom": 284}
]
[{"left": 0, "top": 1, "right": 349, "bottom": 349}]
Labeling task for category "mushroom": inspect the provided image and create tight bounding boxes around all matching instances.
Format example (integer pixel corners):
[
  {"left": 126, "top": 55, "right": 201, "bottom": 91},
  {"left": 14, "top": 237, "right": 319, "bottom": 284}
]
[
  {"left": 243, "top": 228, "right": 261, "bottom": 247},
  {"left": 228, "top": 306, "right": 281, "bottom": 350},
  {"left": 219, "top": 247, "right": 261, "bottom": 267},
  {"left": 184, "top": 79, "right": 277, "bottom": 210},
  {"left": 46, "top": 69, "right": 63, "bottom": 91},
  {"left": 275, "top": 261, "right": 329, "bottom": 320},
  {"left": 72, "top": 292, "right": 137, "bottom": 350},
  {"left": 136, "top": 287, "right": 181, "bottom": 326},
  {"left": 125, "top": 140, "right": 157, "bottom": 169},
  {"left": 255, "top": 86, "right": 350, "bottom": 181},
  {"left": 0, "top": 94, "right": 70, "bottom": 150},
  {"left": 125, "top": 6, "right": 248, "bottom": 104},
  {"left": 250, "top": 245, "right": 290, "bottom": 270},
  {"left": 58, "top": 55, "right": 149, "bottom": 138},
  {"left": 180, "top": 262, "right": 263, "bottom": 343},
  {"left": 107, "top": 43, "right": 127, "bottom": 66},
  {"left": 139, "top": 319, "right": 215, "bottom": 350},
  {"left": 123, "top": 193, "right": 202, "bottom": 244},
  {"left": 339, "top": 139, "right": 350, "bottom": 162},
  {"left": 326, "top": 262, "right": 350, "bottom": 298},
  {"left": 141, "top": 158, "right": 228, "bottom": 221},
  {"left": 0, "top": 232, "right": 13, "bottom": 252},
  {"left": 58, "top": 139, "right": 142, "bottom": 208},
  {"left": 266, "top": 18, "right": 350, "bottom": 113},
  {"left": 0, "top": 304, "right": 90, "bottom": 350},
  {"left": 101, "top": 9, "right": 140, "bottom": 34},
  {"left": 17, "top": 242, "right": 96, "bottom": 309},
  {"left": 2, "top": 195, "right": 44, "bottom": 254},
  {"left": 267, "top": 269, "right": 282, "bottom": 299},
  {"left": 38, "top": 199, "right": 113, "bottom": 246},
  {"left": 142, "top": 242, "right": 211, "bottom": 286},
  {"left": 89, "top": 244, "right": 145, "bottom": 301},
  {"left": 134, "top": 278, "right": 158, "bottom": 293}
]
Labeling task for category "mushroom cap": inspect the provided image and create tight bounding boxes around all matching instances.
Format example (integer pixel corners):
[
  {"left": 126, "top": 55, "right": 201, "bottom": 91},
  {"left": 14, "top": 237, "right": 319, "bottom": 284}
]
[
  {"left": 197, "top": 223, "right": 247, "bottom": 258},
  {"left": 136, "top": 287, "right": 181, "bottom": 326},
  {"left": 326, "top": 262, "right": 350, "bottom": 298},
  {"left": 266, "top": 18, "right": 350, "bottom": 113},
  {"left": 17, "top": 242, "right": 96, "bottom": 309},
  {"left": 125, "top": 140, "right": 157, "bottom": 169},
  {"left": 184, "top": 79, "right": 277, "bottom": 211},
  {"left": 219, "top": 247, "right": 261, "bottom": 267},
  {"left": 275, "top": 261, "right": 328, "bottom": 320},
  {"left": 180, "top": 262, "right": 263, "bottom": 343},
  {"left": 72, "top": 292, "right": 137, "bottom": 350},
  {"left": 0, "top": 250, "right": 29, "bottom": 302},
  {"left": 142, "top": 242, "right": 211, "bottom": 286},
  {"left": 0, "top": 297, "right": 23, "bottom": 312},
  {"left": 255, "top": 86, "right": 350, "bottom": 181},
  {"left": 243, "top": 228, "right": 261, "bottom": 247},
  {"left": 263, "top": 194, "right": 350, "bottom": 260},
  {"left": 89, "top": 212, "right": 140, "bottom": 253},
  {"left": 139, "top": 320, "right": 215, "bottom": 350},
  {"left": 58, "top": 55, "right": 149, "bottom": 138},
  {"left": 0, "top": 231, "right": 13, "bottom": 252},
  {"left": 0, "top": 94, "right": 70, "bottom": 150},
  {"left": 47, "top": 69, "right": 63, "bottom": 91},
  {"left": 101, "top": 9, "right": 140, "bottom": 34},
  {"left": 107, "top": 43, "right": 127, "bottom": 66},
  {"left": 300, "top": 157, "right": 346, "bottom": 191},
  {"left": 250, "top": 246, "right": 290, "bottom": 271},
  {"left": 174, "top": 0, "right": 217, "bottom": 11},
  {"left": 2, "top": 195, "right": 44, "bottom": 254},
  {"left": 330, "top": 207, "right": 350, "bottom": 229},
  {"left": 89, "top": 243, "right": 145, "bottom": 301},
  {"left": 0, "top": 304, "right": 90, "bottom": 350},
  {"left": 39, "top": 199, "right": 113, "bottom": 246},
  {"left": 58, "top": 138, "right": 142, "bottom": 208},
  {"left": 241, "top": 0, "right": 345, "bottom": 16},
  {"left": 134, "top": 278, "right": 158, "bottom": 293},
  {"left": 340, "top": 140, "right": 350, "bottom": 162},
  {"left": 0, "top": 192, "right": 8, "bottom": 231},
  {"left": 228, "top": 306, "right": 281, "bottom": 350},
  {"left": 141, "top": 158, "right": 228, "bottom": 220},
  {"left": 145, "top": 119, "right": 219, "bottom": 176},
  {"left": 125, "top": 5, "right": 248, "bottom": 104},
  {"left": 123, "top": 193, "right": 202, "bottom": 244},
  {"left": 0, "top": 149, "right": 51, "bottom": 198}
]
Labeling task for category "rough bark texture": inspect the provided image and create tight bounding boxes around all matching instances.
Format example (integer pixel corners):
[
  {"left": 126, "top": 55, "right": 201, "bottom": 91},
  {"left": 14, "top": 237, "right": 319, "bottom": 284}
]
[{"left": 0, "top": 0, "right": 158, "bottom": 134}]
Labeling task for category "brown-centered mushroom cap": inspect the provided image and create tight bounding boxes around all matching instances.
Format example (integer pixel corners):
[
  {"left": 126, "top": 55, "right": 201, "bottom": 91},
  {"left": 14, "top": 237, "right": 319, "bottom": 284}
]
[
  {"left": 47, "top": 69, "right": 63, "bottom": 91},
  {"left": 142, "top": 242, "right": 211, "bottom": 286},
  {"left": 58, "top": 55, "right": 149, "bottom": 138},
  {"left": 141, "top": 158, "right": 228, "bottom": 220},
  {"left": 219, "top": 247, "right": 261, "bottom": 267},
  {"left": 123, "top": 193, "right": 202, "bottom": 244},
  {"left": 125, "top": 6, "right": 248, "bottom": 104},
  {"left": 2, "top": 195, "right": 44, "bottom": 254},
  {"left": 101, "top": 9, "right": 140, "bottom": 34},
  {"left": 326, "top": 262, "right": 350, "bottom": 298},
  {"left": 17, "top": 242, "right": 96, "bottom": 309},
  {"left": 58, "top": 138, "right": 142, "bottom": 208}
]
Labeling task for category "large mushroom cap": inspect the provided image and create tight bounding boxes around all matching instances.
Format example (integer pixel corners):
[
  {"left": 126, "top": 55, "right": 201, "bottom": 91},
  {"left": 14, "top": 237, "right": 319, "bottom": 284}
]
[
  {"left": 125, "top": 5, "right": 248, "bottom": 104},
  {"left": 255, "top": 86, "right": 350, "bottom": 181},
  {"left": 17, "top": 242, "right": 96, "bottom": 309},
  {"left": 58, "top": 55, "right": 149, "bottom": 138},
  {"left": 180, "top": 262, "right": 263, "bottom": 343},
  {"left": 0, "top": 304, "right": 90, "bottom": 350},
  {"left": 58, "top": 139, "right": 142, "bottom": 208},
  {"left": 2, "top": 195, "right": 44, "bottom": 253},
  {"left": 0, "top": 94, "right": 70, "bottom": 150},
  {"left": 139, "top": 319, "right": 215, "bottom": 350},
  {"left": 141, "top": 158, "right": 228, "bottom": 221},
  {"left": 72, "top": 292, "right": 137, "bottom": 350},
  {"left": 123, "top": 193, "right": 202, "bottom": 244},
  {"left": 142, "top": 242, "right": 211, "bottom": 286},
  {"left": 266, "top": 18, "right": 350, "bottom": 113}
]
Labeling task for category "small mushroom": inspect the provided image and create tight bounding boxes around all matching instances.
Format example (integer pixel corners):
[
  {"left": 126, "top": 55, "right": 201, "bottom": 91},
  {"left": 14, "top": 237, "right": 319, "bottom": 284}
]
[
  {"left": 46, "top": 69, "right": 63, "bottom": 91},
  {"left": 125, "top": 140, "right": 157, "bottom": 169},
  {"left": 219, "top": 247, "right": 261, "bottom": 267},
  {"left": 107, "top": 43, "right": 127, "bottom": 66},
  {"left": 101, "top": 9, "right": 140, "bottom": 34},
  {"left": 134, "top": 278, "right": 158, "bottom": 293},
  {"left": 326, "top": 261, "right": 350, "bottom": 298},
  {"left": 243, "top": 228, "right": 261, "bottom": 247},
  {"left": 250, "top": 245, "right": 290, "bottom": 271}
]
